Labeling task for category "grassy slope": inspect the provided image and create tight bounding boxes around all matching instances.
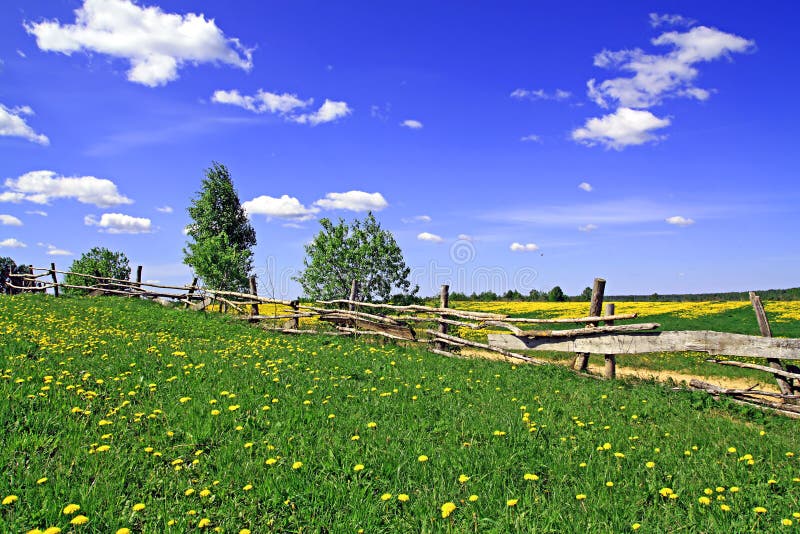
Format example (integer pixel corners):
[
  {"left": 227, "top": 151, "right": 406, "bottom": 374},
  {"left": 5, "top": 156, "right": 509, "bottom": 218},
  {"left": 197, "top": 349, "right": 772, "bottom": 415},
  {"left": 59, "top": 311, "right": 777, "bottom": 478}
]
[{"left": 0, "top": 295, "right": 798, "bottom": 533}]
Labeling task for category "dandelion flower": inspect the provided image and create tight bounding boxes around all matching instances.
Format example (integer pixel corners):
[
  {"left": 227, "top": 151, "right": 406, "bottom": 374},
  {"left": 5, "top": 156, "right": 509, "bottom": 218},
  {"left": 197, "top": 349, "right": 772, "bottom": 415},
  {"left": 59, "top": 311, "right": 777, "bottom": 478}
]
[
  {"left": 63, "top": 504, "right": 81, "bottom": 515},
  {"left": 524, "top": 473, "right": 539, "bottom": 481},
  {"left": 210, "top": 409, "right": 220, "bottom": 416},
  {"left": 606, "top": 482, "right": 614, "bottom": 488},
  {"left": 185, "top": 488, "right": 195, "bottom": 496},
  {"left": 266, "top": 458, "right": 277, "bottom": 465},
  {"left": 367, "top": 422, "right": 377, "bottom": 428},
  {"left": 2, "top": 495, "right": 18, "bottom": 505},
  {"left": 179, "top": 397, "right": 191, "bottom": 403},
  {"left": 240, "top": 530, "right": 252, "bottom": 534},
  {"left": 468, "top": 494, "right": 478, "bottom": 502},
  {"left": 698, "top": 497, "right": 711, "bottom": 505},
  {"left": 37, "top": 477, "right": 48, "bottom": 485},
  {"left": 576, "top": 494, "right": 587, "bottom": 501},
  {"left": 727, "top": 447, "right": 737, "bottom": 453},
  {"left": 198, "top": 518, "right": 211, "bottom": 528},
  {"left": 659, "top": 488, "right": 673, "bottom": 497},
  {"left": 783, "top": 519, "right": 793, "bottom": 526},
  {"left": 70, "top": 515, "right": 89, "bottom": 525},
  {"left": 398, "top": 494, "right": 409, "bottom": 502},
  {"left": 228, "top": 405, "right": 240, "bottom": 411},
  {"left": 292, "top": 461, "right": 303, "bottom": 470},
  {"left": 353, "top": 464, "right": 364, "bottom": 472},
  {"left": 720, "top": 504, "right": 731, "bottom": 511},
  {"left": 380, "top": 493, "right": 392, "bottom": 501},
  {"left": 645, "top": 462, "right": 655, "bottom": 468},
  {"left": 418, "top": 455, "right": 428, "bottom": 462},
  {"left": 96, "top": 445, "right": 110, "bottom": 452},
  {"left": 458, "top": 474, "right": 470, "bottom": 483},
  {"left": 116, "top": 529, "right": 131, "bottom": 534},
  {"left": 243, "top": 484, "right": 253, "bottom": 491},
  {"left": 132, "top": 503, "right": 145, "bottom": 512},
  {"left": 507, "top": 498, "right": 518, "bottom": 507},
  {"left": 199, "top": 489, "right": 211, "bottom": 498},
  {"left": 632, "top": 524, "right": 641, "bottom": 531},
  {"left": 440, "top": 501, "right": 456, "bottom": 518},
  {"left": 754, "top": 507, "right": 767, "bottom": 514}
]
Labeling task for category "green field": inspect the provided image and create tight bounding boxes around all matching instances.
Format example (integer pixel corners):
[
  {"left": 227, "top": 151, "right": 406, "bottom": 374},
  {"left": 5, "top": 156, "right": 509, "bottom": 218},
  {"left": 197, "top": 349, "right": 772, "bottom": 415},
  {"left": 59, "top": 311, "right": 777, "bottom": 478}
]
[{"left": 1, "top": 295, "right": 799, "bottom": 533}]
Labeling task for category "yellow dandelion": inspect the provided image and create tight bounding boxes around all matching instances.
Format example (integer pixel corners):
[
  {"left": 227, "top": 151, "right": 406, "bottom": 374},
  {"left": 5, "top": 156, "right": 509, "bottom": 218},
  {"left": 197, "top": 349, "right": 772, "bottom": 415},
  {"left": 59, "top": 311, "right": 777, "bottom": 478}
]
[
  {"left": 2, "top": 495, "right": 18, "bottom": 505},
  {"left": 699, "top": 497, "right": 711, "bottom": 505},
  {"left": 243, "top": 484, "right": 253, "bottom": 491},
  {"left": 418, "top": 455, "right": 428, "bottom": 462},
  {"left": 70, "top": 515, "right": 89, "bottom": 526},
  {"left": 380, "top": 493, "right": 392, "bottom": 501},
  {"left": 95, "top": 445, "right": 110, "bottom": 452},
  {"left": 606, "top": 481, "right": 614, "bottom": 488},
  {"left": 198, "top": 518, "right": 211, "bottom": 528},
  {"left": 63, "top": 504, "right": 81, "bottom": 515},
  {"left": 632, "top": 524, "right": 641, "bottom": 531},
  {"left": 353, "top": 464, "right": 364, "bottom": 472},
  {"left": 783, "top": 519, "right": 793, "bottom": 526},
  {"left": 179, "top": 397, "right": 191, "bottom": 403},
  {"left": 458, "top": 474, "right": 470, "bottom": 483},
  {"left": 210, "top": 409, "right": 220, "bottom": 416},
  {"left": 228, "top": 405, "right": 240, "bottom": 411},
  {"left": 576, "top": 494, "right": 587, "bottom": 501},
  {"left": 199, "top": 489, "right": 211, "bottom": 498},
  {"left": 754, "top": 507, "right": 767, "bottom": 514},
  {"left": 524, "top": 473, "right": 539, "bottom": 481},
  {"left": 468, "top": 494, "right": 478, "bottom": 502},
  {"left": 367, "top": 422, "right": 377, "bottom": 428},
  {"left": 507, "top": 498, "right": 518, "bottom": 507},
  {"left": 292, "top": 461, "right": 303, "bottom": 470},
  {"left": 440, "top": 501, "right": 456, "bottom": 518},
  {"left": 36, "top": 477, "right": 48, "bottom": 485},
  {"left": 185, "top": 488, "right": 195, "bottom": 496},
  {"left": 132, "top": 503, "right": 145, "bottom": 512},
  {"left": 720, "top": 504, "right": 731, "bottom": 512},
  {"left": 116, "top": 529, "right": 131, "bottom": 534},
  {"left": 645, "top": 461, "right": 655, "bottom": 468},
  {"left": 239, "top": 530, "right": 252, "bottom": 534},
  {"left": 265, "top": 458, "right": 277, "bottom": 465},
  {"left": 398, "top": 494, "right": 409, "bottom": 502}
]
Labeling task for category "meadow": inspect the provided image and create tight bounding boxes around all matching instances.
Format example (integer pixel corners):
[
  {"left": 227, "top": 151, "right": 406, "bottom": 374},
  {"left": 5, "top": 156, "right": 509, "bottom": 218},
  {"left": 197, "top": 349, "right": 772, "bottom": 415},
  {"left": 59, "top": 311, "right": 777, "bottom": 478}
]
[{"left": 1, "top": 295, "right": 799, "bottom": 533}]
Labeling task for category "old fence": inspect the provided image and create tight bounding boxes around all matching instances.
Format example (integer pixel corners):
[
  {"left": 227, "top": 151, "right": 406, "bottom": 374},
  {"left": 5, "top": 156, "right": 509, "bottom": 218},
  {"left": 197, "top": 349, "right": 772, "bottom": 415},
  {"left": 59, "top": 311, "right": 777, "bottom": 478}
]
[{"left": 5, "top": 267, "right": 800, "bottom": 416}]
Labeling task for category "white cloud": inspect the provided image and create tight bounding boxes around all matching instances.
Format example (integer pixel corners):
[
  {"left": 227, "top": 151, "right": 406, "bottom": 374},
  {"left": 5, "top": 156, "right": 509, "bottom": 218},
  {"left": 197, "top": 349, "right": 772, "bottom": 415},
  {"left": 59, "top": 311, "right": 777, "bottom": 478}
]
[
  {"left": 25, "top": 210, "right": 47, "bottom": 216},
  {"left": 242, "top": 195, "right": 319, "bottom": 221},
  {"left": 41, "top": 243, "right": 72, "bottom": 256},
  {"left": 578, "top": 223, "right": 598, "bottom": 232},
  {"left": 4, "top": 170, "right": 132, "bottom": 207},
  {"left": 402, "top": 215, "right": 432, "bottom": 223},
  {"left": 25, "top": 0, "right": 252, "bottom": 87},
  {"left": 520, "top": 134, "right": 541, "bottom": 143},
  {"left": 417, "top": 232, "right": 443, "bottom": 243},
  {"left": 665, "top": 215, "right": 695, "bottom": 226},
  {"left": 510, "top": 242, "right": 539, "bottom": 252},
  {"left": 0, "top": 215, "right": 22, "bottom": 226},
  {"left": 0, "top": 238, "right": 26, "bottom": 248},
  {"left": 85, "top": 213, "right": 152, "bottom": 234},
  {"left": 292, "top": 100, "right": 352, "bottom": 125},
  {"left": 314, "top": 191, "right": 388, "bottom": 212},
  {"left": 588, "top": 25, "right": 754, "bottom": 109},
  {"left": 0, "top": 104, "right": 49, "bottom": 145},
  {"left": 401, "top": 119, "right": 423, "bottom": 129},
  {"left": 212, "top": 89, "right": 311, "bottom": 115},
  {"left": 578, "top": 182, "right": 593, "bottom": 192},
  {"left": 571, "top": 107, "right": 671, "bottom": 149},
  {"left": 510, "top": 88, "right": 571, "bottom": 101},
  {"left": 156, "top": 205, "right": 173, "bottom": 213},
  {"left": 649, "top": 13, "right": 696, "bottom": 28}
]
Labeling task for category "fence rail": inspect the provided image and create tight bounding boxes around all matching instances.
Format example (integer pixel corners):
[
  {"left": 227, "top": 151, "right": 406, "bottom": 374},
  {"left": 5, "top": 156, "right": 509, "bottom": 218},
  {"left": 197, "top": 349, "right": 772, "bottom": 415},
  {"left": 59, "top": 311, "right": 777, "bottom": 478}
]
[{"left": 4, "top": 267, "right": 798, "bottom": 416}]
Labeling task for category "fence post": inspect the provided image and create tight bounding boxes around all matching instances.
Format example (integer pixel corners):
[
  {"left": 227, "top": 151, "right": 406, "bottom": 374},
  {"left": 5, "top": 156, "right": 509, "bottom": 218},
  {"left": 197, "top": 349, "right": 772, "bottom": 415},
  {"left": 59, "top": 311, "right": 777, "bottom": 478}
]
[
  {"left": 135, "top": 265, "right": 142, "bottom": 288},
  {"left": 603, "top": 302, "right": 616, "bottom": 379},
  {"left": 574, "top": 278, "right": 605, "bottom": 371},
  {"left": 349, "top": 280, "right": 359, "bottom": 311},
  {"left": 749, "top": 291, "right": 794, "bottom": 396},
  {"left": 50, "top": 262, "right": 59, "bottom": 298},
  {"left": 248, "top": 276, "right": 259, "bottom": 316},
  {"left": 436, "top": 284, "right": 450, "bottom": 350},
  {"left": 185, "top": 277, "right": 199, "bottom": 309},
  {"left": 290, "top": 299, "right": 300, "bottom": 329}
]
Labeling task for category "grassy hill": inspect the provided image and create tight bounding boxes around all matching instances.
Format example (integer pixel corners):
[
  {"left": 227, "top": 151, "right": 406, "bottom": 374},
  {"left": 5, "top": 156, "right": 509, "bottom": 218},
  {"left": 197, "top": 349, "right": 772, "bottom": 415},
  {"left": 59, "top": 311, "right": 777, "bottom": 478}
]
[{"left": 1, "top": 295, "right": 799, "bottom": 532}]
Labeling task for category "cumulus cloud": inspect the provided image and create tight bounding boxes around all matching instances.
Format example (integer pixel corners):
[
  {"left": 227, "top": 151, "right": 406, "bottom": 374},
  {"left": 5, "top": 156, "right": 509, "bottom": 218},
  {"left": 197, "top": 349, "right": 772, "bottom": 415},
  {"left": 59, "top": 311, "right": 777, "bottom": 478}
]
[
  {"left": 578, "top": 223, "right": 598, "bottom": 232},
  {"left": 85, "top": 213, "right": 152, "bottom": 234},
  {"left": 0, "top": 238, "right": 26, "bottom": 248},
  {"left": 649, "top": 13, "right": 696, "bottom": 28},
  {"left": 665, "top": 215, "right": 695, "bottom": 226},
  {"left": 417, "top": 232, "right": 443, "bottom": 243},
  {"left": 0, "top": 215, "right": 22, "bottom": 226},
  {"left": 156, "top": 205, "right": 173, "bottom": 213},
  {"left": 510, "top": 88, "right": 571, "bottom": 101},
  {"left": 242, "top": 195, "right": 319, "bottom": 221},
  {"left": 314, "top": 191, "right": 388, "bottom": 212},
  {"left": 510, "top": 242, "right": 539, "bottom": 252},
  {"left": 578, "top": 182, "right": 593, "bottom": 192},
  {"left": 588, "top": 25, "right": 754, "bottom": 109},
  {"left": 38, "top": 243, "right": 73, "bottom": 256},
  {"left": 402, "top": 215, "right": 432, "bottom": 223},
  {"left": 25, "top": 0, "right": 252, "bottom": 87},
  {"left": 401, "top": 119, "right": 423, "bottom": 129},
  {"left": 26, "top": 210, "right": 47, "bottom": 216},
  {"left": 214, "top": 90, "right": 351, "bottom": 125},
  {"left": 520, "top": 134, "right": 541, "bottom": 143},
  {"left": 0, "top": 104, "right": 49, "bottom": 145},
  {"left": 571, "top": 107, "right": 671, "bottom": 149},
  {"left": 3, "top": 170, "right": 132, "bottom": 207}
]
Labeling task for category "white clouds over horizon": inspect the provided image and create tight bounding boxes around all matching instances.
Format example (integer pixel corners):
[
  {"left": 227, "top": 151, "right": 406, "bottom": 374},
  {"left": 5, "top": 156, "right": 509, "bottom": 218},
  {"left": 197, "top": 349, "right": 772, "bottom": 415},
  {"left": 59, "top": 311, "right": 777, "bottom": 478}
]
[
  {"left": 243, "top": 195, "right": 319, "bottom": 221},
  {"left": 213, "top": 90, "right": 351, "bottom": 125},
  {"left": 85, "top": 213, "right": 152, "bottom": 234},
  {"left": 25, "top": 0, "right": 252, "bottom": 87},
  {"left": 572, "top": 107, "right": 671, "bottom": 149},
  {"left": 0, "top": 238, "right": 26, "bottom": 248},
  {"left": 3, "top": 170, "right": 132, "bottom": 207},
  {"left": 313, "top": 191, "right": 387, "bottom": 212},
  {"left": 0, "top": 104, "right": 49, "bottom": 145}
]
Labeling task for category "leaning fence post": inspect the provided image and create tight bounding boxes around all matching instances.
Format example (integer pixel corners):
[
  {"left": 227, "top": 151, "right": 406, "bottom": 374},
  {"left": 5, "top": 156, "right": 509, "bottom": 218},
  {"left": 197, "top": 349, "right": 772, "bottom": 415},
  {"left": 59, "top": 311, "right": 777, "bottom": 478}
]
[
  {"left": 185, "top": 277, "right": 199, "bottom": 309},
  {"left": 50, "top": 262, "right": 59, "bottom": 298},
  {"left": 290, "top": 299, "right": 300, "bottom": 329},
  {"left": 603, "top": 302, "right": 616, "bottom": 379},
  {"left": 135, "top": 265, "right": 143, "bottom": 288},
  {"left": 574, "top": 277, "right": 605, "bottom": 372},
  {"left": 248, "top": 276, "right": 259, "bottom": 316},
  {"left": 749, "top": 291, "right": 794, "bottom": 396},
  {"left": 436, "top": 284, "right": 450, "bottom": 350}
]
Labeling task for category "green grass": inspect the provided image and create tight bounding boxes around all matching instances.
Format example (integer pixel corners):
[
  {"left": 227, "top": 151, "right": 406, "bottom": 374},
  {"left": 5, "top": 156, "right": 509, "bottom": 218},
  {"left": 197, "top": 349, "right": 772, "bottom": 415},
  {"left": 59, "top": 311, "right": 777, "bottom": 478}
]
[{"left": 1, "top": 295, "right": 799, "bottom": 533}]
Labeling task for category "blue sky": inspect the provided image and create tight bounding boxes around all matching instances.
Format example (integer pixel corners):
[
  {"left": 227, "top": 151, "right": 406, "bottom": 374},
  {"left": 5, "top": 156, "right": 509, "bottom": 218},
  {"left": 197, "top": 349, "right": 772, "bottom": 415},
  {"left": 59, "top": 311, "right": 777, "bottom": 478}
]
[{"left": 1, "top": 0, "right": 798, "bottom": 298}]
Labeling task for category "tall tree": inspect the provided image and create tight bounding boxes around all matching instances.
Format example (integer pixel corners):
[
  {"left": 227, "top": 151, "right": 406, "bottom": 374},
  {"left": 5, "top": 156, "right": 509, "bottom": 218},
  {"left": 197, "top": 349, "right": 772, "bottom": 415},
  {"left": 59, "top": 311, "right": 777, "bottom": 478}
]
[
  {"left": 295, "top": 212, "right": 417, "bottom": 302},
  {"left": 184, "top": 162, "right": 256, "bottom": 291}
]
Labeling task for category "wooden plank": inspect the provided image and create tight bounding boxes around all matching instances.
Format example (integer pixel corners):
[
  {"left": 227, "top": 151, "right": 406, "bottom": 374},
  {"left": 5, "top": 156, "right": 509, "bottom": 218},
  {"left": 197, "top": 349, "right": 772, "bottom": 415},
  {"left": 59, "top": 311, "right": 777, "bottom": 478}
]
[
  {"left": 707, "top": 359, "right": 800, "bottom": 381},
  {"left": 575, "top": 278, "right": 605, "bottom": 371},
  {"left": 502, "top": 313, "right": 638, "bottom": 324},
  {"left": 750, "top": 291, "right": 794, "bottom": 396},
  {"left": 425, "top": 329, "right": 547, "bottom": 365},
  {"left": 488, "top": 330, "right": 800, "bottom": 360},
  {"left": 516, "top": 322, "right": 659, "bottom": 338}
]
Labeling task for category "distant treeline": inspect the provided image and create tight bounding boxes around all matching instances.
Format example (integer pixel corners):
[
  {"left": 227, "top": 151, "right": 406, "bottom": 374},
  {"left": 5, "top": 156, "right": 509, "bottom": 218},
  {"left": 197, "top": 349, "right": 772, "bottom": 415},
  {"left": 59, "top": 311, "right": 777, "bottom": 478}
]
[{"left": 444, "top": 287, "right": 800, "bottom": 302}]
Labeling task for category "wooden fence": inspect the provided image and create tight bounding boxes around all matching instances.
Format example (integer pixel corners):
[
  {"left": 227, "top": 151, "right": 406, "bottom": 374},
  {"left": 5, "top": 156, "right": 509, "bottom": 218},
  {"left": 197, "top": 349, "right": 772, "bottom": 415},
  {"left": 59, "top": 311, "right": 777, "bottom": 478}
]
[{"left": 5, "top": 268, "right": 799, "bottom": 416}]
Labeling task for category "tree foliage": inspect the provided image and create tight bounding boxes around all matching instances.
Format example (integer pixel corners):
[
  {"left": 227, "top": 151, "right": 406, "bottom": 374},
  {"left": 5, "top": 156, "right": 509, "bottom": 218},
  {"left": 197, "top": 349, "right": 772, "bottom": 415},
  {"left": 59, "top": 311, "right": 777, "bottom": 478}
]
[
  {"left": 580, "top": 286, "right": 593, "bottom": 301},
  {"left": 295, "top": 212, "right": 417, "bottom": 302},
  {"left": 64, "top": 247, "right": 131, "bottom": 294},
  {"left": 0, "top": 256, "right": 18, "bottom": 294},
  {"left": 547, "top": 285, "right": 567, "bottom": 302},
  {"left": 183, "top": 162, "right": 256, "bottom": 291}
]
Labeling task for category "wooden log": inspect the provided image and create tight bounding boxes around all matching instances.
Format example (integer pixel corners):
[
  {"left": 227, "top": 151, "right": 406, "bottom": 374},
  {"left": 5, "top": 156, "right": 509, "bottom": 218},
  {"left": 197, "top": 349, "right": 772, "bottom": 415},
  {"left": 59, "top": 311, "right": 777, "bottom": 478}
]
[
  {"left": 750, "top": 291, "right": 794, "bottom": 396},
  {"left": 437, "top": 284, "right": 450, "bottom": 351},
  {"left": 50, "top": 262, "right": 59, "bottom": 298},
  {"left": 291, "top": 300, "right": 300, "bottom": 329},
  {"left": 425, "top": 329, "right": 548, "bottom": 365},
  {"left": 135, "top": 265, "right": 142, "bottom": 287},
  {"left": 335, "top": 326, "right": 416, "bottom": 342},
  {"left": 500, "top": 313, "right": 638, "bottom": 324},
  {"left": 313, "top": 308, "right": 401, "bottom": 326},
  {"left": 349, "top": 280, "right": 359, "bottom": 311},
  {"left": 575, "top": 278, "right": 605, "bottom": 371},
  {"left": 688, "top": 379, "right": 800, "bottom": 400},
  {"left": 514, "top": 323, "right": 659, "bottom": 338},
  {"left": 706, "top": 359, "right": 800, "bottom": 381},
  {"left": 604, "top": 303, "right": 616, "bottom": 379},
  {"left": 248, "top": 276, "right": 259, "bottom": 316},
  {"left": 314, "top": 300, "right": 507, "bottom": 320},
  {"left": 396, "top": 315, "right": 483, "bottom": 329},
  {"left": 185, "top": 278, "right": 199, "bottom": 309},
  {"left": 488, "top": 330, "right": 800, "bottom": 360},
  {"left": 322, "top": 316, "right": 416, "bottom": 341}
]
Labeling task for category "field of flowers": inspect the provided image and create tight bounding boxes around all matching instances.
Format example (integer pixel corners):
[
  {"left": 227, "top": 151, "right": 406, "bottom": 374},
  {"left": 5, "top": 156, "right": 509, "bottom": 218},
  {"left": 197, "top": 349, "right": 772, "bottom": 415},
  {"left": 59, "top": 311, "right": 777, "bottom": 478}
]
[{"left": 1, "top": 294, "right": 799, "bottom": 532}]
